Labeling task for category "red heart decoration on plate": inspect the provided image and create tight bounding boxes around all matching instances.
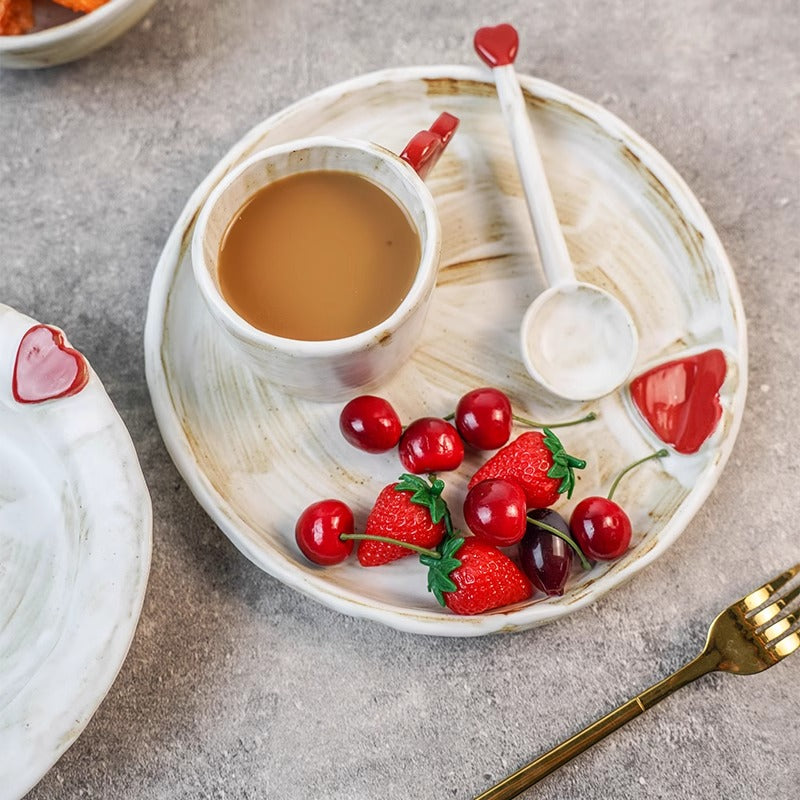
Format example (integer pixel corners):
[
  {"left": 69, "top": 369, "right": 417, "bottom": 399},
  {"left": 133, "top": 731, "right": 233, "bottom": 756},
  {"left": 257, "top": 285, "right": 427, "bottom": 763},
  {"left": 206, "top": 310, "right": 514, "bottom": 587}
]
[
  {"left": 629, "top": 349, "right": 726, "bottom": 454},
  {"left": 474, "top": 24, "right": 519, "bottom": 68},
  {"left": 12, "top": 324, "right": 89, "bottom": 404}
]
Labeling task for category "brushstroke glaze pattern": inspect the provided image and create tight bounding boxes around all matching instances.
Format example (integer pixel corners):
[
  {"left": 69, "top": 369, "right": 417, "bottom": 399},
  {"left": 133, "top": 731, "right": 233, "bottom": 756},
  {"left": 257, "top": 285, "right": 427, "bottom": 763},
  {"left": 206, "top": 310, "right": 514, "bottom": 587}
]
[{"left": 144, "top": 66, "right": 746, "bottom": 637}]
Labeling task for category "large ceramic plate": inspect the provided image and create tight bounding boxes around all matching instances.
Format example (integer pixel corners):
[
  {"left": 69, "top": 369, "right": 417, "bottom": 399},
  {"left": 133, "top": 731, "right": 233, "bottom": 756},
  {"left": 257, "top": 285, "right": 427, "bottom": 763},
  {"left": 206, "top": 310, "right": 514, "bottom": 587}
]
[
  {"left": 144, "top": 66, "right": 746, "bottom": 636},
  {"left": 0, "top": 304, "right": 152, "bottom": 798}
]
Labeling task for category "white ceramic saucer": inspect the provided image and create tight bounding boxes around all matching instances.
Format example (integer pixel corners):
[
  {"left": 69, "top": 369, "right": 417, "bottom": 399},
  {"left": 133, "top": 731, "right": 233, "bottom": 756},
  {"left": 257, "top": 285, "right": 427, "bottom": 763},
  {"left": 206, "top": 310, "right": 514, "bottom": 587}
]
[
  {"left": 144, "top": 66, "right": 746, "bottom": 637},
  {"left": 0, "top": 304, "right": 152, "bottom": 799}
]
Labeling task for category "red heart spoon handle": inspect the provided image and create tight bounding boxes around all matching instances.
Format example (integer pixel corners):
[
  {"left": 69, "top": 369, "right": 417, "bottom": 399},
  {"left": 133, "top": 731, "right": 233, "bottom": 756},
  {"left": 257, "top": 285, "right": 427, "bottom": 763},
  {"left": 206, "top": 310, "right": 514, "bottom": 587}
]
[{"left": 474, "top": 23, "right": 519, "bottom": 68}]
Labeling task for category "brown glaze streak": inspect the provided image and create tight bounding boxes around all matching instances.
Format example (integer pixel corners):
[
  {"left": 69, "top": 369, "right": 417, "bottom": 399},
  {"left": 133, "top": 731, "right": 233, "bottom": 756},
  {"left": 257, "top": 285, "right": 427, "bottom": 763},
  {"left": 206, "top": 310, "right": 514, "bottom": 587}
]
[
  {"left": 519, "top": 86, "right": 555, "bottom": 112},
  {"left": 179, "top": 206, "right": 202, "bottom": 258},
  {"left": 424, "top": 76, "right": 563, "bottom": 115},
  {"left": 423, "top": 77, "right": 497, "bottom": 98},
  {"left": 436, "top": 253, "right": 511, "bottom": 286},
  {"left": 565, "top": 578, "right": 597, "bottom": 605},
  {"left": 160, "top": 213, "right": 203, "bottom": 439},
  {"left": 635, "top": 537, "right": 661, "bottom": 559}
]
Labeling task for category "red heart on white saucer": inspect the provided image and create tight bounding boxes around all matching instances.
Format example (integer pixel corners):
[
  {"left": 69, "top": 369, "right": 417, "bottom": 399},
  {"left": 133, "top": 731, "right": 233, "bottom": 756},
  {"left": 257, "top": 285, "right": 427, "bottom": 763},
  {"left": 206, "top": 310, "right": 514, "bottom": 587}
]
[
  {"left": 474, "top": 24, "right": 519, "bottom": 67},
  {"left": 12, "top": 324, "right": 89, "bottom": 404},
  {"left": 629, "top": 348, "right": 726, "bottom": 454}
]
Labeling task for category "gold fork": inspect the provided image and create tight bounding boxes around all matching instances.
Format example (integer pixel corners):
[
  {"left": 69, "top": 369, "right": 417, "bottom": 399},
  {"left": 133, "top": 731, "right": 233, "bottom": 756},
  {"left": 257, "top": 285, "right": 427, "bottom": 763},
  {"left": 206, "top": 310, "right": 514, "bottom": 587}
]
[{"left": 474, "top": 563, "right": 800, "bottom": 800}]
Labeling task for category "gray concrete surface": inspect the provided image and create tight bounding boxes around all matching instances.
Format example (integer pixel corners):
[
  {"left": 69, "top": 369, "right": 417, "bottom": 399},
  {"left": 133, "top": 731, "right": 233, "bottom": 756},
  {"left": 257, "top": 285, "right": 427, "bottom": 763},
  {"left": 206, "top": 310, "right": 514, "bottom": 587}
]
[{"left": 2, "top": 1, "right": 799, "bottom": 797}]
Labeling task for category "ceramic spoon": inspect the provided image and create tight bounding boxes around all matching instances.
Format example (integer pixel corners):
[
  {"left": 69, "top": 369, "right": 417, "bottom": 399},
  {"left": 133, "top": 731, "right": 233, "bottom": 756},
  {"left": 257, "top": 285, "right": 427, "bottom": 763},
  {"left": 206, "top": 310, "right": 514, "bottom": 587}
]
[{"left": 474, "top": 24, "right": 638, "bottom": 402}]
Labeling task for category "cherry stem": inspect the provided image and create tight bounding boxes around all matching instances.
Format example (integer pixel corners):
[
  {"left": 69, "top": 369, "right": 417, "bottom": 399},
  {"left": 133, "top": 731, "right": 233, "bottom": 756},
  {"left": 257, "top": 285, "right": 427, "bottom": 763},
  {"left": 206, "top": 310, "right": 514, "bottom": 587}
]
[
  {"left": 526, "top": 517, "right": 591, "bottom": 570},
  {"left": 512, "top": 411, "right": 597, "bottom": 429},
  {"left": 340, "top": 532, "right": 441, "bottom": 559},
  {"left": 607, "top": 449, "right": 670, "bottom": 501},
  {"left": 442, "top": 411, "right": 596, "bottom": 428}
]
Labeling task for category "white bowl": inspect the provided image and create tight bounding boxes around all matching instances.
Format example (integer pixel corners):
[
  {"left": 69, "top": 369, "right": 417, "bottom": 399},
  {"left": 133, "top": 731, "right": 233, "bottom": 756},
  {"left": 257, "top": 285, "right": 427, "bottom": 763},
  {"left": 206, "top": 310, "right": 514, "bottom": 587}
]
[{"left": 0, "top": 0, "right": 156, "bottom": 69}]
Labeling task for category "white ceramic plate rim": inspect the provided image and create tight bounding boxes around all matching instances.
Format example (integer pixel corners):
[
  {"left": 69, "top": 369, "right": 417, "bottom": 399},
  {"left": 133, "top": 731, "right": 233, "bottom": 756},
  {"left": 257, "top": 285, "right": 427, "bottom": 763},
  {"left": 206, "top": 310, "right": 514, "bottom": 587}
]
[
  {"left": 1, "top": 304, "right": 153, "bottom": 797},
  {"left": 144, "top": 65, "right": 748, "bottom": 637}
]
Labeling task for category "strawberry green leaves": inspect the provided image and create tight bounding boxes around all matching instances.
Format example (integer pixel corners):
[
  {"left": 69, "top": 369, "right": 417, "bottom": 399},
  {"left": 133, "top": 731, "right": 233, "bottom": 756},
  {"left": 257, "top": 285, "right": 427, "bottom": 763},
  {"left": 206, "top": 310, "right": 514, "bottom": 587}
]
[
  {"left": 542, "top": 428, "right": 586, "bottom": 499},
  {"left": 394, "top": 473, "right": 463, "bottom": 606},
  {"left": 395, "top": 473, "right": 454, "bottom": 536},
  {"left": 420, "top": 534, "right": 464, "bottom": 606}
]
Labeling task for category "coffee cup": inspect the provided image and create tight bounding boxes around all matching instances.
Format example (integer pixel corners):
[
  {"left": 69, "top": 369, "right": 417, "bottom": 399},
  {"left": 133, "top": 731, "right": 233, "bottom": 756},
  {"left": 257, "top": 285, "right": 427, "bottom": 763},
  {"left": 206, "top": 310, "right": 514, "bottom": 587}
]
[{"left": 192, "top": 113, "right": 458, "bottom": 401}]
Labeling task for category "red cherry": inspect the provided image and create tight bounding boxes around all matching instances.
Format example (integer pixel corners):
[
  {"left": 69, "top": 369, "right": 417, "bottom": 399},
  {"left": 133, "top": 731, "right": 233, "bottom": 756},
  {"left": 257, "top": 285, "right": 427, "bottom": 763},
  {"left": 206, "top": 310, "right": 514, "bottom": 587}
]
[
  {"left": 569, "top": 497, "right": 631, "bottom": 560},
  {"left": 463, "top": 478, "right": 527, "bottom": 547},
  {"left": 398, "top": 417, "right": 464, "bottom": 474},
  {"left": 455, "top": 387, "right": 513, "bottom": 450},
  {"left": 569, "top": 449, "right": 668, "bottom": 561},
  {"left": 295, "top": 499, "right": 355, "bottom": 565},
  {"left": 340, "top": 395, "right": 402, "bottom": 453}
]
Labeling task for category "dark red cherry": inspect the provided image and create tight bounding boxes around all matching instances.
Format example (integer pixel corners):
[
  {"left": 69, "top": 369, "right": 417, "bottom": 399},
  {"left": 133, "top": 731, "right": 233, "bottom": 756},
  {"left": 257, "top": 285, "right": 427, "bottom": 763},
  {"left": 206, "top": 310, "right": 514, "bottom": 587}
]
[
  {"left": 295, "top": 499, "right": 355, "bottom": 565},
  {"left": 339, "top": 395, "right": 402, "bottom": 453},
  {"left": 455, "top": 387, "right": 513, "bottom": 450},
  {"left": 398, "top": 417, "right": 464, "bottom": 474},
  {"left": 518, "top": 509, "right": 574, "bottom": 596},
  {"left": 463, "top": 478, "right": 527, "bottom": 547},
  {"left": 570, "top": 497, "right": 631, "bottom": 560}
]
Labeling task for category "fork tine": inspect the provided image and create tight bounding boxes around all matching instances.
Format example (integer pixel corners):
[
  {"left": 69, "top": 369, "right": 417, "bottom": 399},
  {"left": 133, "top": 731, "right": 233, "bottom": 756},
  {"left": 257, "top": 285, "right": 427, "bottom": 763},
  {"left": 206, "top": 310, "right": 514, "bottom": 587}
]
[
  {"left": 751, "top": 582, "right": 800, "bottom": 627},
  {"left": 769, "top": 627, "right": 800, "bottom": 659},
  {"left": 762, "top": 610, "right": 798, "bottom": 644},
  {"left": 739, "top": 563, "right": 800, "bottom": 613}
]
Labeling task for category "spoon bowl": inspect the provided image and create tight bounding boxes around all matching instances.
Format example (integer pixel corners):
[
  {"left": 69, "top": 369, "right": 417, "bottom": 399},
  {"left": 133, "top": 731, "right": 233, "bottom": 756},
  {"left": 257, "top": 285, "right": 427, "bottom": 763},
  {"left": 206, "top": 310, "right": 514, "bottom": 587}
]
[{"left": 521, "top": 283, "right": 638, "bottom": 401}]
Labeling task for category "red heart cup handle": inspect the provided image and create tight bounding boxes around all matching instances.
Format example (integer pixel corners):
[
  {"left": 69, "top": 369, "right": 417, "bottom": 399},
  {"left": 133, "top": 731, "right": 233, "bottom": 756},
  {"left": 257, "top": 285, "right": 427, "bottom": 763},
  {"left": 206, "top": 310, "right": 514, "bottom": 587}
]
[{"left": 399, "top": 112, "right": 459, "bottom": 179}]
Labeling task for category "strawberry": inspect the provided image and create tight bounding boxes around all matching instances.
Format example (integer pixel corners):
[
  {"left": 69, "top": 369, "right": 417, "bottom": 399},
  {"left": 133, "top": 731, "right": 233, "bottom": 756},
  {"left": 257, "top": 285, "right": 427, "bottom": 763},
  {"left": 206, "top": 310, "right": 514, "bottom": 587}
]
[
  {"left": 468, "top": 428, "right": 586, "bottom": 507},
  {"left": 421, "top": 536, "right": 532, "bottom": 615},
  {"left": 357, "top": 474, "right": 451, "bottom": 566}
]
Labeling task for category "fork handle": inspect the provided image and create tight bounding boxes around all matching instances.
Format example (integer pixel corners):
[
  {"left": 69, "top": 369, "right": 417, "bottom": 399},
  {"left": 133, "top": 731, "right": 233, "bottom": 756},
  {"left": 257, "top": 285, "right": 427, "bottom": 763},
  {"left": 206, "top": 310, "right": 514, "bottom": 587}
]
[{"left": 473, "top": 650, "right": 720, "bottom": 800}]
